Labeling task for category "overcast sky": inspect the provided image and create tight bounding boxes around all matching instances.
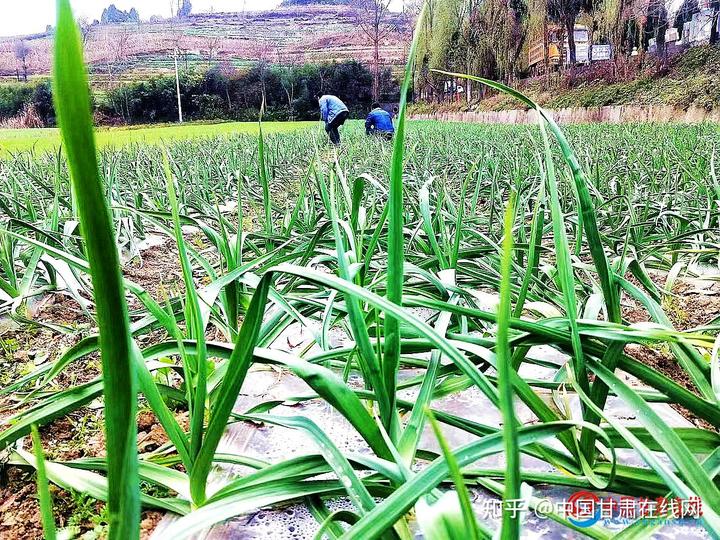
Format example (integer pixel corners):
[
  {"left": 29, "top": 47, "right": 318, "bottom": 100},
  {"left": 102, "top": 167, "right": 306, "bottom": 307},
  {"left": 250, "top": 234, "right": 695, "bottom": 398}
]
[{"left": 1, "top": 0, "right": 406, "bottom": 38}]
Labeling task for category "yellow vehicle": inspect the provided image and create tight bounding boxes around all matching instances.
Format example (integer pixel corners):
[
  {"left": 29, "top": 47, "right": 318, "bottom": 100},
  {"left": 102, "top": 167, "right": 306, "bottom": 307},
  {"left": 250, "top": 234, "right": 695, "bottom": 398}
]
[{"left": 528, "top": 41, "right": 561, "bottom": 72}]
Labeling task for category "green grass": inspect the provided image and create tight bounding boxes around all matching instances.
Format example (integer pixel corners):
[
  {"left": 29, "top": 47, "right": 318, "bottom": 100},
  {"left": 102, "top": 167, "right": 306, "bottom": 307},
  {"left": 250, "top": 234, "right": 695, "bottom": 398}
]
[{"left": 0, "top": 120, "right": 315, "bottom": 156}]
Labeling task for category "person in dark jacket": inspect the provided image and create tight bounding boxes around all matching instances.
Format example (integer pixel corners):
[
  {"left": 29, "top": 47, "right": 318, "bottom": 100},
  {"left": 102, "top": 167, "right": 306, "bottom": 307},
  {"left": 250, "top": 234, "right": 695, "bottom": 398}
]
[
  {"left": 317, "top": 94, "right": 349, "bottom": 145},
  {"left": 365, "top": 103, "right": 395, "bottom": 140}
]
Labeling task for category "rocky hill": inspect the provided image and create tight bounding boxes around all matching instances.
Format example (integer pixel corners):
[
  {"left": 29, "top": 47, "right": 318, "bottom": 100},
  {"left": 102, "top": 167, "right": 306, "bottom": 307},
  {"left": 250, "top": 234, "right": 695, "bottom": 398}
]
[{"left": 0, "top": 3, "right": 409, "bottom": 80}]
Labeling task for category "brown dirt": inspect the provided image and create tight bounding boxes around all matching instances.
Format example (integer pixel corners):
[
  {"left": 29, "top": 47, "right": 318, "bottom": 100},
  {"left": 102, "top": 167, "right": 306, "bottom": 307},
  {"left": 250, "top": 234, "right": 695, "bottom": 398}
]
[
  {"left": 53, "top": 409, "right": 192, "bottom": 460},
  {"left": 621, "top": 271, "right": 720, "bottom": 331},
  {"left": 0, "top": 322, "right": 96, "bottom": 426},
  {"left": 141, "top": 512, "right": 164, "bottom": 540},
  {"left": 668, "top": 280, "right": 720, "bottom": 329},
  {"left": 0, "top": 233, "right": 227, "bottom": 539},
  {"left": 0, "top": 467, "right": 95, "bottom": 539},
  {"left": 0, "top": 407, "right": 188, "bottom": 540},
  {"left": 137, "top": 410, "right": 190, "bottom": 454},
  {"left": 38, "top": 412, "right": 105, "bottom": 461},
  {"left": 0, "top": 466, "right": 164, "bottom": 540},
  {"left": 0, "top": 314, "right": 187, "bottom": 540},
  {"left": 124, "top": 243, "right": 185, "bottom": 309},
  {"left": 31, "top": 293, "right": 92, "bottom": 327},
  {"left": 621, "top": 272, "right": 720, "bottom": 429},
  {"left": 1, "top": 468, "right": 59, "bottom": 540}
]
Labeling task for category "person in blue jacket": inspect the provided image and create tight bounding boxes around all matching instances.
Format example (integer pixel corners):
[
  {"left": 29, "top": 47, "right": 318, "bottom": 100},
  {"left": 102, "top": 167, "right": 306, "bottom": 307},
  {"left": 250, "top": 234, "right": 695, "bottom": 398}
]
[
  {"left": 365, "top": 103, "right": 395, "bottom": 140},
  {"left": 317, "top": 94, "right": 349, "bottom": 145}
]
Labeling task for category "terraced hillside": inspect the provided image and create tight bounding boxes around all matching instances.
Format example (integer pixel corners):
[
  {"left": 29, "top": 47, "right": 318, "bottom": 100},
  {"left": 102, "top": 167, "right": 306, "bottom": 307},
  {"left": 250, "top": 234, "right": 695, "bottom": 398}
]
[{"left": 0, "top": 4, "right": 409, "bottom": 81}]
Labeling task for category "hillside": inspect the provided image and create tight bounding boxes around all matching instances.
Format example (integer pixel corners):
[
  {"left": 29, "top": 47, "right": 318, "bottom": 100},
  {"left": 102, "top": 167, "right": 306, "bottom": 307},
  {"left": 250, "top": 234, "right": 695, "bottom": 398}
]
[
  {"left": 410, "top": 45, "right": 720, "bottom": 115},
  {"left": 0, "top": 3, "right": 409, "bottom": 80},
  {"left": 532, "top": 47, "right": 720, "bottom": 112}
]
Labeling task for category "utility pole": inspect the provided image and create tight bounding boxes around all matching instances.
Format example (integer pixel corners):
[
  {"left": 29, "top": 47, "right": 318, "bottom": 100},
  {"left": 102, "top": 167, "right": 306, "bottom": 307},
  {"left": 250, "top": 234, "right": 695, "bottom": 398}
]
[
  {"left": 174, "top": 48, "right": 184, "bottom": 123},
  {"left": 170, "top": 0, "right": 184, "bottom": 123}
]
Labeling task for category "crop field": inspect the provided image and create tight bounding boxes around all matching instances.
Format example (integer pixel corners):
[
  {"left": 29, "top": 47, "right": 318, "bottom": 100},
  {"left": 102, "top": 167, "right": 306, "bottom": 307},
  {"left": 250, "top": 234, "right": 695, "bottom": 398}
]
[
  {"left": 0, "top": 121, "right": 315, "bottom": 156},
  {"left": 2, "top": 114, "right": 720, "bottom": 537},
  {"left": 2, "top": 4, "right": 720, "bottom": 540}
]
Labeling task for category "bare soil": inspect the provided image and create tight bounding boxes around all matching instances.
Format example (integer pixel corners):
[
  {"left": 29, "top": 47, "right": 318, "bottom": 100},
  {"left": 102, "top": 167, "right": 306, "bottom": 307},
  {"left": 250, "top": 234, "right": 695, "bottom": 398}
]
[
  {"left": 0, "top": 238, "right": 197, "bottom": 539},
  {"left": 621, "top": 271, "right": 720, "bottom": 429},
  {"left": 0, "top": 407, "right": 186, "bottom": 539},
  {"left": 0, "top": 466, "right": 163, "bottom": 540},
  {"left": 124, "top": 242, "right": 185, "bottom": 309}
]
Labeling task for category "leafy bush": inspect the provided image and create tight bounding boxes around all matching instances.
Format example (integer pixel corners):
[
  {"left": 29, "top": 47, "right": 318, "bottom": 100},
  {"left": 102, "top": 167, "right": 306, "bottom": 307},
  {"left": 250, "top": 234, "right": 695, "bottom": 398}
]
[
  {"left": 0, "top": 80, "right": 55, "bottom": 126},
  {"left": 0, "top": 83, "right": 34, "bottom": 119},
  {"left": 1, "top": 60, "right": 395, "bottom": 127}
]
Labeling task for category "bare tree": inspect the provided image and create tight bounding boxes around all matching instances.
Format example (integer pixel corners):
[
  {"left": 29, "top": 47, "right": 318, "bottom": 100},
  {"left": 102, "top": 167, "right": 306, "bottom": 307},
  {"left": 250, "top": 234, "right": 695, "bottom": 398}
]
[
  {"left": 78, "top": 17, "right": 94, "bottom": 47},
  {"left": 106, "top": 27, "right": 133, "bottom": 121},
  {"left": 398, "top": 0, "right": 421, "bottom": 66},
  {"left": 276, "top": 48, "right": 304, "bottom": 120},
  {"left": 108, "top": 27, "right": 132, "bottom": 79},
  {"left": 351, "top": 0, "right": 396, "bottom": 101},
  {"left": 103, "top": 26, "right": 132, "bottom": 84},
  {"left": 204, "top": 35, "right": 222, "bottom": 65},
  {"left": 252, "top": 40, "right": 273, "bottom": 107},
  {"left": 14, "top": 40, "right": 32, "bottom": 82}
]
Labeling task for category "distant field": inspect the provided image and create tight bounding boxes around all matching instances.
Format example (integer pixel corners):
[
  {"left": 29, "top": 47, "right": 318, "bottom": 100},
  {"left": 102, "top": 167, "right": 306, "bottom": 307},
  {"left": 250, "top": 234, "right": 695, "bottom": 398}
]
[
  {"left": 0, "top": 121, "right": 316, "bottom": 155},
  {"left": 0, "top": 6, "right": 408, "bottom": 79}
]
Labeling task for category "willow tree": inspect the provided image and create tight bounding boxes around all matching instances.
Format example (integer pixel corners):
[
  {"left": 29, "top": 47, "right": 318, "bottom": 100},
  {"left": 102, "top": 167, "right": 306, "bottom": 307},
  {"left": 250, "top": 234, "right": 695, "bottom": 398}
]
[
  {"left": 463, "top": 0, "right": 529, "bottom": 83},
  {"left": 415, "top": 0, "right": 441, "bottom": 101},
  {"left": 528, "top": 0, "right": 549, "bottom": 71},
  {"left": 462, "top": 1, "right": 529, "bottom": 75},
  {"left": 415, "top": 0, "right": 529, "bottom": 99},
  {"left": 428, "top": 0, "right": 465, "bottom": 70},
  {"left": 427, "top": 0, "right": 466, "bottom": 100},
  {"left": 601, "top": 0, "right": 643, "bottom": 57}
]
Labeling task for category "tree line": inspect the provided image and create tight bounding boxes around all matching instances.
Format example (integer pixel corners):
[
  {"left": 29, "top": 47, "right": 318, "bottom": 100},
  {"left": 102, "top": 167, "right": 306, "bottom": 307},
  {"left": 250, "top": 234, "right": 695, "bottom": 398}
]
[{"left": 0, "top": 60, "right": 400, "bottom": 127}]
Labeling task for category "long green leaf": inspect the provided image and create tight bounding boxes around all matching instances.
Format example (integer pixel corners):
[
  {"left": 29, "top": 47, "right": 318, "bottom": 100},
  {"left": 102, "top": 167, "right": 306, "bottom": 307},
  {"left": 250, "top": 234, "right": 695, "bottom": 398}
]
[
  {"left": 31, "top": 425, "right": 57, "bottom": 540},
  {"left": 496, "top": 191, "right": 521, "bottom": 539},
  {"left": 52, "top": 3, "right": 138, "bottom": 535},
  {"left": 383, "top": 1, "right": 428, "bottom": 442}
]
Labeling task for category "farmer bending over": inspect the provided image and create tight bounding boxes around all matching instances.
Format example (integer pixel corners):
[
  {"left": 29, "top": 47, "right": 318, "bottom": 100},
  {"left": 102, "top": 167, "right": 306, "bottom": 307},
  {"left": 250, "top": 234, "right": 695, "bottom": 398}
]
[
  {"left": 365, "top": 103, "right": 395, "bottom": 140},
  {"left": 317, "top": 94, "right": 349, "bottom": 145}
]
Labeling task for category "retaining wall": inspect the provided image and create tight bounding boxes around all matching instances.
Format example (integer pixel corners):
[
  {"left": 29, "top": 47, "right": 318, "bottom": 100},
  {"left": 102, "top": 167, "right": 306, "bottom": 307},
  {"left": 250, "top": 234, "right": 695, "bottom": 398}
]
[{"left": 410, "top": 105, "right": 720, "bottom": 124}]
